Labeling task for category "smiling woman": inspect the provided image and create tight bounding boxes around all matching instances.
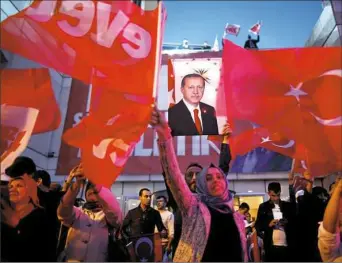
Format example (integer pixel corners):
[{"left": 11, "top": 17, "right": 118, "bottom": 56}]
[{"left": 1, "top": 173, "right": 56, "bottom": 262}]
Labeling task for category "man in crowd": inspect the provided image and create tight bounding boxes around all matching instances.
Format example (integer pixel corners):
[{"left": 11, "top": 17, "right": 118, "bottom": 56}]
[
  {"left": 168, "top": 73, "right": 219, "bottom": 136},
  {"left": 244, "top": 34, "right": 260, "bottom": 50},
  {"left": 238, "top": 202, "right": 250, "bottom": 218},
  {"left": 122, "top": 188, "right": 166, "bottom": 239},
  {"left": 155, "top": 195, "right": 174, "bottom": 256},
  {"left": 57, "top": 164, "right": 122, "bottom": 262},
  {"left": 255, "top": 182, "right": 295, "bottom": 262}
]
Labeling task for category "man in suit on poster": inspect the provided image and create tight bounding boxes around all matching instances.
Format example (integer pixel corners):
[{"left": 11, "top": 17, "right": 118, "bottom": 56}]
[{"left": 168, "top": 73, "right": 219, "bottom": 136}]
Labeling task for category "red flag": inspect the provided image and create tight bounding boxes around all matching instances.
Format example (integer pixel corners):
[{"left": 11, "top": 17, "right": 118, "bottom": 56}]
[
  {"left": 223, "top": 40, "right": 342, "bottom": 176},
  {"left": 0, "top": 68, "right": 61, "bottom": 134},
  {"left": 168, "top": 59, "right": 176, "bottom": 108},
  {"left": 1, "top": 68, "right": 61, "bottom": 175},
  {"left": 63, "top": 91, "right": 153, "bottom": 187},
  {"left": 0, "top": 0, "right": 163, "bottom": 96},
  {"left": 225, "top": 23, "right": 241, "bottom": 36},
  {"left": 249, "top": 21, "right": 262, "bottom": 35}
]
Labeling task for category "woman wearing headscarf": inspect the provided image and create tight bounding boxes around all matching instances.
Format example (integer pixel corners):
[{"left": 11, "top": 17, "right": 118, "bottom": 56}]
[
  {"left": 1, "top": 173, "right": 56, "bottom": 261},
  {"left": 150, "top": 108, "right": 247, "bottom": 262}
]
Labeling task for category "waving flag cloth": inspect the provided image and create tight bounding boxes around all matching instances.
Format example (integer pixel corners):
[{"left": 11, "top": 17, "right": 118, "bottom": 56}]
[
  {"left": 249, "top": 21, "right": 262, "bottom": 35},
  {"left": 225, "top": 23, "right": 241, "bottom": 36},
  {"left": 62, "top": 1, "right": 166, "bottom": 187},
  {"left": 1, "top": 68, "right": 61, "bottom": 177},
  {"left": 0, "top": 0, "right": 161, "bottom": 96},
  {"left": 223, "top": 39, "right": 342, "bottom": 176}
]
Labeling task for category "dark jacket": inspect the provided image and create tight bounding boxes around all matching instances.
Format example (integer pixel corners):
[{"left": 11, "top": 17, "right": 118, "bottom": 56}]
[
  {"left": 122, "top": 205, "right": 166, "bottom": 239},
  {"left": 255, "top": 199, "right": 295, "bottom": 253},
  {"left": 163, "top": 142, "right": 232, "bottom": 254},
  {"left": 244, "top": 35, "right": 260, "bottom": 49},
  {"left": 1, "top": 208, "right": 57, "bottom": 262},
  {"left": 168, "top": 100, "right": 219, "bottom": 136}
]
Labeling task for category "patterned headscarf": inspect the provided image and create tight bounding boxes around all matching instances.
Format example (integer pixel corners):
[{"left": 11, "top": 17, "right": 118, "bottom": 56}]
[
  {"left": 196, "top": 164, "right": 233, "bottom": 214},
  {"left": 9, "top": 174, "right": 40, "bottom": 207}
]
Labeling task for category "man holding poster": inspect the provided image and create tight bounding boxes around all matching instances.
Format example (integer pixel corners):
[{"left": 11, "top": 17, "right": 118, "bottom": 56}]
[{"left": 168, "top": 74, "right": 219, "bottom": 136}]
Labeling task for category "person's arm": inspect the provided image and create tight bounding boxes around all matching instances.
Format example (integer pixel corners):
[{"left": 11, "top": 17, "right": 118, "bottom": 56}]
[
  {"left": 151, "top": 108, "right": 196, "bottom": 215},
  {"left": 219, "top": 123, "right": 232, "bottom": 175},
  {"left": 256, "top": 35, "right": 260, "bottom": 43},
  {"left": 95, "top": 186, "right": 123, "bottom": 229},
  {"left": 288, "top": 159, "right": 296, "bottom": 204},
  {"left": 318, "top": 178, "right": 341, "bottom": 262},
  {"left": 122, "top": 210, "right": 132, "bottom": 238},
  {"left": 57, "top": 165, "right": 85, "bottom": 226}
]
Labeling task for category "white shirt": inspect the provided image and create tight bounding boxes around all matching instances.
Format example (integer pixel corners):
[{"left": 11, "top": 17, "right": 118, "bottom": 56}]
[
  {"left": 182, "top": 99, "right": 203, "bottom": 129},
  {"left": 272, "top": 204, "right": 287, "bottom": 246},
  {"left": 318, "top": 224, "right": 342, "bottom": 262},
  {"left": 155, "top": 209, "right": 174, "bottom": 246}
]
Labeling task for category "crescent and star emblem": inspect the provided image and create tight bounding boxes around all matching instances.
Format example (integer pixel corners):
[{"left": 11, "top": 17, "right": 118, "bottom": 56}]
[
  {"left": 284, "top": 69, "right": 342, "bottom": 126},
  {"left": 134, "top": 237, "right": 153, "bottom": 262}
]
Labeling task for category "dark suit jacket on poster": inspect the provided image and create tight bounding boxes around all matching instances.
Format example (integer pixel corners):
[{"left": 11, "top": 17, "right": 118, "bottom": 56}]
[{"left": 168, "top": 100, "right": 219, "bottom": 136}]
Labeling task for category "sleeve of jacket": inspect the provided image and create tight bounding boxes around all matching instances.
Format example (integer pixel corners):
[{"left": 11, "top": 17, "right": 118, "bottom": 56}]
[
  {"left": 158, "top": 137, "right": 197, "bottom": 216},
  {"left": 219, "top": 143, "right": 232, "bottom": 175},
  {"left": 255, "top": 203, "right": 269, "bottom": 234}
]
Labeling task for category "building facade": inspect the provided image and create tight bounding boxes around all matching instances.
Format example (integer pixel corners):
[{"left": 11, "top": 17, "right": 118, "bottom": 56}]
[{"left": 1, "top": 0, "right": 338, "bottom": 216}]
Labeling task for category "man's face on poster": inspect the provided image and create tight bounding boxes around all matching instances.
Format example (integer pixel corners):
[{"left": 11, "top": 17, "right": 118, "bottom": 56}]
[{"left": 181, "top": 77, "right": 205, "bottom": 106}]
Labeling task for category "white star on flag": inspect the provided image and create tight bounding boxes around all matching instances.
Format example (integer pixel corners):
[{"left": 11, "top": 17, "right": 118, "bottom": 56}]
[
  {"left": 261, "top": 136, "right": 272, "bottom": 144},
  {"left": 284, "top": 84, "right": 308, "bottom": 102}
]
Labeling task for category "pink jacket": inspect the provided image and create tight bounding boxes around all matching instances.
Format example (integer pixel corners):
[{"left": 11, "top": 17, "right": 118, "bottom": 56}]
[{"left": 158, "top": 138, "right": 248, "bottom": 262}]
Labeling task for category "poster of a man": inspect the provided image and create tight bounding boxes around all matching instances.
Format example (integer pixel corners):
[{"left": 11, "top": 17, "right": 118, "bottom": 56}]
[{"left": 168, "top": 73, "right": 219, "bottom": 136}]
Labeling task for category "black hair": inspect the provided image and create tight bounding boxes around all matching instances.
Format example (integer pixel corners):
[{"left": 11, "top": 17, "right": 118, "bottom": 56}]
[
  {"left": 186, "top": 162, "right": 203, "bottom": 172},
  {"left": 156, "top": 195, "right": 167, "bottom": 202},
  {"left": 268, "top": 182, "right": 281, "bottom": 193},
  {"left": 181, "top": 73, "right": 205, "bottom": 88},
  {"left": 239, "top": 202, "right": 250, "bottom": 211},
  {"left": 139, "top": 188, "right": 151, "bottom": 197},
  {"left": 33, "top": 170, "right": 51, "bottom": 188}
]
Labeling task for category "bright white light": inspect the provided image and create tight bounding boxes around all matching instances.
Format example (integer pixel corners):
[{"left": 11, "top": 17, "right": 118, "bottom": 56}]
[{"left": 248, "top": 190, "right": 253, "bottom": 193}]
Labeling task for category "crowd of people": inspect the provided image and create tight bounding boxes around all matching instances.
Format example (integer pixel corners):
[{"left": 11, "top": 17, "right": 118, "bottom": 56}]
[{"left": 0, "top": 107, "right": 341, "bottom": 262}]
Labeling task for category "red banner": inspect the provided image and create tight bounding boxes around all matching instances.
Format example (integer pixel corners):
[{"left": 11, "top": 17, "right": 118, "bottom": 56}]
[{"left": 1, "top": 0, "right": 161, "bottom": 96}]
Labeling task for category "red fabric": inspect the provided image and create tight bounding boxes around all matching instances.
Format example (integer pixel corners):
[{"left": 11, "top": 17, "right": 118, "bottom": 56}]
[
  {"left": 249, "top": 22, "right": 261, "bottom": 35},
  {"left": 0, "top": 68, "right": 61, "bottom": 134},
  {"left": 0, "top": 0, "right": 161, "bottom": 96},
  {"left": 63, "top": 90, "right": 154, "bottom": 187},
  {"left": 223, "top": 40, "right": 342, "bottom": 176},
  {"left": 168, "top": 59, "right": 176, "bottom": 108}
]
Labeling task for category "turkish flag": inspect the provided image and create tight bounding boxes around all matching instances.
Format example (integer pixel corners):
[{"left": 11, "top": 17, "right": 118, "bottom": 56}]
[
  {"left": 249, "top": 21, "right": 262, "bottom": 35},
  {"left": 225, "top": 24, "right": 241, "bottom": 36},
  {"left": 168, "top": 59, "right": 176, "bottom": 108},
  {"left": 0, "top": 68, "right": 61, "bottom": 134},
  {"left": 63, "top": 89, "right": 154, "bottom": 187},
  {"left": 0, "top": 0, "right": 165, "bottom": 96},
  {"left": 223, "top": 40, "right": 342, "bottom": 176},
  {"left": 1, "top": 68, "right": 61, "bottom": 176}
]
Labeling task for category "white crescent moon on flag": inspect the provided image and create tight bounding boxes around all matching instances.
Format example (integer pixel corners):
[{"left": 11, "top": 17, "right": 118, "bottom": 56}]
[
  {"left": 271, "top": 140, "right": 295, "bottom": 149},
  {"left": 311, "top": 113, "right": 342, "bottom": 126},
  {"left": 301, "top": 160, "right": 308, "bottom": 170},
  {"left": 319, "top": 69, "right": 342, "bottom": 78},
  {"left": 310, "top": 69, "right": 342, "bottom": 127},
  {"left": 135, "top": 237, "right": 153, "bottom": 261}
]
